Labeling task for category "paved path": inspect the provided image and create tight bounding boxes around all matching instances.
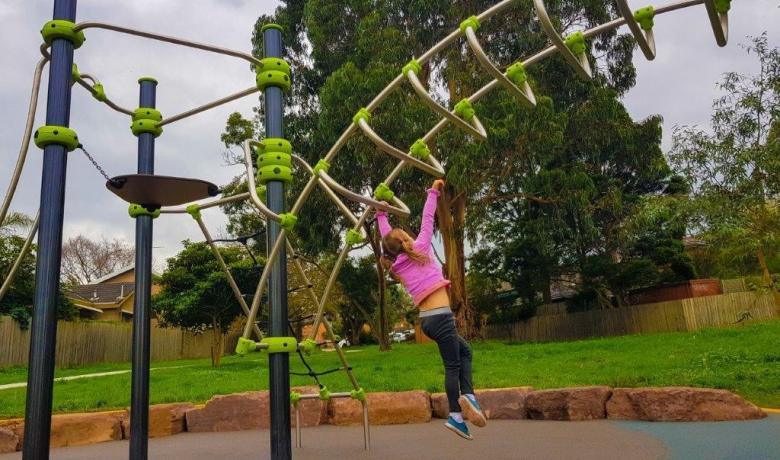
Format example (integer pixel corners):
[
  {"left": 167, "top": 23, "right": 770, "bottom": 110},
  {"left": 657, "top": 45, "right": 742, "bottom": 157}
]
[
  {"left": 1, "top": 416, "right": 778, "bottom": 459},
  {"left": 0, "top": 366, "right": 191, "bottom": 391}
]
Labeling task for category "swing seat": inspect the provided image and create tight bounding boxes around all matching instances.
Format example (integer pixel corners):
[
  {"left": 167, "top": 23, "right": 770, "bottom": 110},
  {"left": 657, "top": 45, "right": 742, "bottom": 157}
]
[{"left": 106, "top": 174, "right": 219, "bottom": 207}]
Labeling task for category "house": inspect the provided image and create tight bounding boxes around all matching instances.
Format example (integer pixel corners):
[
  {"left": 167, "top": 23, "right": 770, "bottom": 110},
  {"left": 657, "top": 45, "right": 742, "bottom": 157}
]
[{"left": 66, "top": 266, "right": 161, "bottom": 321}]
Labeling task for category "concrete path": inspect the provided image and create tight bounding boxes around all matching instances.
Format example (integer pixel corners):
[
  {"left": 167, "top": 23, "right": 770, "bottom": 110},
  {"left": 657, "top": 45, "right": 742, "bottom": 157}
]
[
  {"left": 2, "top": 416, "right": 778, "bottom": 459},
  {"left": 0, "top": 366, "right": 191, "bottom": 391}
]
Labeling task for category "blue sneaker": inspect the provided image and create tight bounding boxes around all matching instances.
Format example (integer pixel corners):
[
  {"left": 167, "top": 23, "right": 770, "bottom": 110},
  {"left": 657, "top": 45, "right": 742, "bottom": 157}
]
[
  {"left": 445, "top": 416, "right": 473, "bottom": 440},
  {"left": 459, "top": 394, "right": 487, "bottom": 427}
]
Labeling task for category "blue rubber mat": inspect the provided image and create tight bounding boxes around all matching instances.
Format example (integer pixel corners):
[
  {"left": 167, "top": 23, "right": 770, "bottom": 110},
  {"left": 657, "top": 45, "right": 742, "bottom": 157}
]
[{"left": 618, "top": 414, "right": 780, "bottom": 460}]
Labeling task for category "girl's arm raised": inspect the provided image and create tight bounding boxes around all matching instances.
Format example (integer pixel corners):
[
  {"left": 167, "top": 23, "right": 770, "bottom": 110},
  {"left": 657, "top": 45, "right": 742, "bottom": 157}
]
[
  {"left": 375, "top": 208, "right": 392, "bottom": 238},
  {"left": 415, "top": 184, "right": 442, "bottom": 250}
]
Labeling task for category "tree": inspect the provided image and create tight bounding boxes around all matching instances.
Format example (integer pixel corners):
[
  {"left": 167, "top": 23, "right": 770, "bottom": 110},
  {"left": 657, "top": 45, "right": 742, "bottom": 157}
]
[
  {"left": 153, "top": 241, "right": 259, "bottom": 366},
  {"left": 669, "top": 34, "right": 780, "bottom": 288},
  {"left": 0, "top": 219, "right": 77, "bottom": 328},
  {"left": 61, "top": 235, "right": 135, "bottom": 285},
  {"left": 225, "top": 0, "right": 640, "bottom": 337}
]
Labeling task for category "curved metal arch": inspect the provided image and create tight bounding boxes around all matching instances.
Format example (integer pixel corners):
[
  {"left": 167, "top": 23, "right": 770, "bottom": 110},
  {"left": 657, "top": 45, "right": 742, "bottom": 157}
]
[
  {"left": 532, "top": 0, "right": 593, "bottom": 80},
  {"left": 316, "top": 170, "right": 411, "bottom": 218},
  {"left": 616, "top": 0, "right": 657, "bottom": 60},
  {"left": 463, "top": 26, "right": 537, "bottom": 106},
  {"left": 243, "top": 140, "right": 283, "bottom": 222},
  {"left": 356, "top": 118, "right": 446, "bottom": 177},
  {"left": 405, "top": 70, "right": 488, "bottom": 140},
  {"left": 704, "top": 0, "right": 729, "bottom": 47}
]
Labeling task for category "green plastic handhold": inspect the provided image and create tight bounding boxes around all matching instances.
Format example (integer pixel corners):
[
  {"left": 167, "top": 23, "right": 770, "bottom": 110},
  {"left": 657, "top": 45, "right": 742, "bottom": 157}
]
[
  {"left": 565, "top": 31, "right": 587, "bottom": 56},
  {"left": 257, "top": 152, "right": 292, "bottom": 169},
  {"left": 290, "top": 391, "right": 302, "bottom": 406},
  {"left": 138, "top": 77, "right": 158, "bottom": 84},
  {"left": 312, "top": 159, "right": 331, "bottom": 176},
  {"left": 350, "top": 387, "right": 367, "bottom": 402},
  {"left": 92, "top": 83, "right": 107, "bottom": 102},
  {"left": 409, "top": 139, "right": 430, "bottom": 160},
  {"left": 131, "top": 107, "right": 163, "bottom": 137},
  {"left": 352, "top": 108, "right": 371, "bottom": 125},
  {"left": 33, "top": 125, "right": 79, "bottom": 151},
  {"left": 41, "top": 20, "right": 85, "bottom": 48},
  {"left": 255, "top": 137, "right": 293, "bottom": 155},
  {"left": 235, "top": 337, "right": 258, "bottom": 356},
  {"left": 319, "top": 386, "right": 331, "bottom": 401},
  {"left": 506, "top": 62, "right": 528, "bottom": 86},
  {"left": 257, "top": 166, "right": 293, "bottom": 184},
  {"left": 374, "top": 182, "right": 395, "bottom": 202},
  {"left": 261, "top": 23, "right": 284, "bottom": 33},
  {"left": 185, "top": 204, "right": 201, "bottom": 220},
  {"left": 454, "top": 98, "right": 475, "bottom": 122},
  {"left": 346, "top": 229, "right": 365, "bottom": 246},
  {"left": 634, "top": 6, "right": 656, "bottom": 31},
  {"left": 260, "top": 57, "right": 291, "bottom": 75},
  {"left": 402, "top": 58, "right": 422, "bottom": 76},
  {"left": 279, "top": 213, "right": 298, "bottom": 231},
  {"left": 71, "top": 63, "right": 80, "bottom": 81},
  {"left": 128, "top": 204, "right": 161, "bottom": 219},
  {"left": 256, "top": 70, "right": 291, "bottom": 92},
  {"left": 260, "top": 337, "right": 298, "bottom": 353},
  {"left": 713, "top": 0, "right": 731, "bottom": 14},
  {"left": 459, "top": 15, "right": 480, "bottom": 33},
  {"left": 298, "top": 338, "right": 317, "bottom": 356}
]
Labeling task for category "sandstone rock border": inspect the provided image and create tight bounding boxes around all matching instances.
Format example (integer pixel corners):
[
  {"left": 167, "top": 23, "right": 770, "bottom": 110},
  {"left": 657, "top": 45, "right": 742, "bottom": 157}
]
[{"left": 0, "top": 386, "right": 767, "bottom": 451}]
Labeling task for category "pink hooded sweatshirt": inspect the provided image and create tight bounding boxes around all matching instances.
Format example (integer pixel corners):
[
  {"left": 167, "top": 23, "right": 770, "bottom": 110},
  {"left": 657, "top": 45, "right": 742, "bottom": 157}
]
[{"left": 376, "top": 188, "right": 450, "bottom": 305}]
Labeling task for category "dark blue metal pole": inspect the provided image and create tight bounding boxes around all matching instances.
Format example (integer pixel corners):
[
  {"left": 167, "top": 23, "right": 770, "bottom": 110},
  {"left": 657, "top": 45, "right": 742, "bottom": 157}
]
[
  {"left": 23, "top": 1, "right": 77, "bottom": 458},
  {"left": 263, "top": 27, "right": 291, "bottom": 460},
  {"left": 129, "top": 78, "right": 157, "bottom": 460}
]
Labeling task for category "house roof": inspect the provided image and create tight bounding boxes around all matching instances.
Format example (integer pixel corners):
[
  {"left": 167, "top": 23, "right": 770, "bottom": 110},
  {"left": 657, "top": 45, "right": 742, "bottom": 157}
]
[
  {"left": 68, "top": 282, "right": 135, "bottom": 304},
  {"left": 91, "top": 265, "right": 135, "bottom": 284}
]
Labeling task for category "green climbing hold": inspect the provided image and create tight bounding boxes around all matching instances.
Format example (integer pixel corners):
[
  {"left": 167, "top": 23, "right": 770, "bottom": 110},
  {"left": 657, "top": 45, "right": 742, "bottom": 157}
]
[
  {"left": 256, "top": 58, "right": 291, "bottom": 92},
  {"left": 506, "top": 62, "right": 528, "bottom": 86},
  {"left": 319, "top": 386, "right": 331, "bottom": 401},
  {"left": 312, "top": 159, "right": 331, "bottom": 176},
  {"left": 33, "top": 125, "right": 79, "bottom": 151},
  {"left": 346, "top": 229, "right": 365, "bottom": 246},
  {"left": 41, "top": 20, "right": 85, "bottom": 48},
  {"left": 279, "top": 213, "right": 298, "bottom": 231},
  {"left": 260, "top": 337, "right": 298, "bottom": 354},
  {"left": 634, "top": 6, "right": 656, "bottom": 31},
  {"left": 255, "top": 137, "right": 293, "bottom": 155},
  {"left": 128, "top": 204, "right": 160, "bottom": 219},
  {"left": 352, "top": 108, "right": 371, "bottom": 125},
  {"left": 290, "top": 391, "right": 302, "bottom": 406},
  {"left": 185, "top": 204, "right": 201, "bottom": 220},
  {"left": 713, "top": 0, "right": 731, "bottom": 14},
  {"left": 409, "top": 139, "right": 430, "bottom": 160},
  {"left": 374, "top": 182, "right": 395, "bottom": 202},
  {"left": 454, "top": 98, "right": 475, "bottom": 122},
  {"left": 350, "top": 387, "right": 367, "bottom": 402},
  {"left": 255, "top": 185, "right": 267, "bottom": 201},
  {"left": 298, "top": 338, "right": 317, "bottom": 356},
  {"left": 92, "top": 83, "right": 107, "bottom": 102},
  {"left": 257, "top": 166, "right": 293, "bottom": 184},
  {"left": 235, "top": 337, "right": 258, "bottom": 356},
  {"left": 565, "top": 31, "right": 587, "bottom": 56},
  {"left": 131, "top": 108, "right": 163, "bottom": 137},
  {"left": 71, "top": 63, "right": 80, "bottom": 82},
  {"left": 138, "top": 77, "right": 158, "bottom": 84},
  {"left": 459, "top": 15, "right": 480, "bottom": 34},
  {"left": 402, "top": 59, "right": 422, "bottom": 76},
  {"left": 255, "top": 138, "right": 293, "bottom": 184},
  {"left": 261, "top": 23, "right": 284, "bottom": 33}
]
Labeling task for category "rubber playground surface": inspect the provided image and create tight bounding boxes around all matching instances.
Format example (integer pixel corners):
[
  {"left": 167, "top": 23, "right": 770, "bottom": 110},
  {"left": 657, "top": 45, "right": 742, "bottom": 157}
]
[{"left": 2, "top": 415, "right": 778, "bottom": 460}]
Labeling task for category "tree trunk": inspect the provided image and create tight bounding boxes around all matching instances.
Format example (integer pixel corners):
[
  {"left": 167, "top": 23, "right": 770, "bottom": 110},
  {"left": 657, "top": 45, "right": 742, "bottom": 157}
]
[
  {"left": 437, "top": 188, "right": 478, "bottom": 338},
  {"left": 757, "top": 248, "right": 773, "bottom": 288},
  {"left": 210, "top": 318, "right": 223, "bottom": 367}
]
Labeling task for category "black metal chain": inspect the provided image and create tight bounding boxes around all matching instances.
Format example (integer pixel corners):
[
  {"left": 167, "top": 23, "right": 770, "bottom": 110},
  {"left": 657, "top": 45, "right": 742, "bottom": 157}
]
[{"left": 76, "top": 144, "right": 113, "bottom": 183}]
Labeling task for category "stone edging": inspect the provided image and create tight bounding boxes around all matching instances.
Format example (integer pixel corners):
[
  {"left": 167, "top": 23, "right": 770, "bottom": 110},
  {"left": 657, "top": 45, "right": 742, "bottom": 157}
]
[{"left": 0, "top": 386, "right": 768, "bottom": 453}]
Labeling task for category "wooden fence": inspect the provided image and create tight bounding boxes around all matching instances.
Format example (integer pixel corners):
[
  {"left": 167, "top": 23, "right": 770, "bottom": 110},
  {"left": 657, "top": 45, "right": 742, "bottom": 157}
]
[
  {"left": 484, "top": 291, "right": 779, "bottom": 342},
  {"left": 0, "top": 318, "right": 242, "bottom": 368}
]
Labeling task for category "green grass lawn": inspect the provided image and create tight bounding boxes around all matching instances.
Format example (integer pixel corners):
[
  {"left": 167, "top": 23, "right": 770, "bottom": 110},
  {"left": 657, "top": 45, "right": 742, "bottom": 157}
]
[{"left": 1, "top": 320, "right": 779, "bottom": 419}]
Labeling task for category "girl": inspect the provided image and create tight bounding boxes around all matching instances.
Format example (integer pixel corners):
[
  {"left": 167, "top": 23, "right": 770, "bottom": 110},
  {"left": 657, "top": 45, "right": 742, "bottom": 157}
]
[{"left": 376, "top": 179, "right": 486, "bottom": 440}]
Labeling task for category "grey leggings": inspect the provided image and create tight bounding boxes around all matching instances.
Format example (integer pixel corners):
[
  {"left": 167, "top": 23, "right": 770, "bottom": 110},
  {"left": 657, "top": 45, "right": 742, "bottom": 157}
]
[{"left": 421, "top": 312, "right": 474, "bottom": 413}]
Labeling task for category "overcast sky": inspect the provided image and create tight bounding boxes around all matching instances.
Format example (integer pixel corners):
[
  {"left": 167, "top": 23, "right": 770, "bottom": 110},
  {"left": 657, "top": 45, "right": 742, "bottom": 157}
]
[{"left": 1, "top": 1, "right": 778, "bottom": 271}]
